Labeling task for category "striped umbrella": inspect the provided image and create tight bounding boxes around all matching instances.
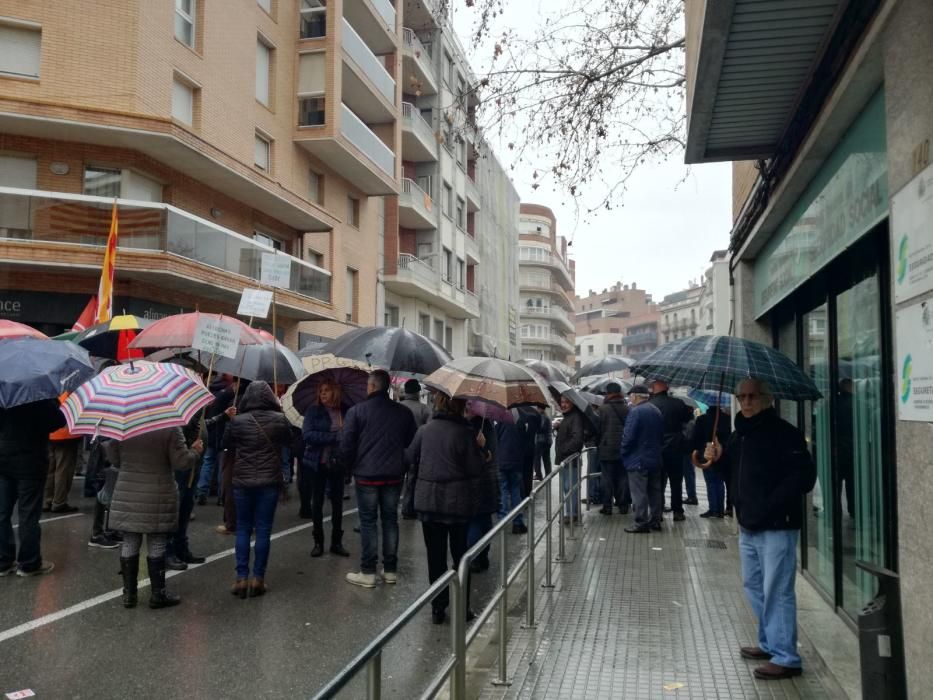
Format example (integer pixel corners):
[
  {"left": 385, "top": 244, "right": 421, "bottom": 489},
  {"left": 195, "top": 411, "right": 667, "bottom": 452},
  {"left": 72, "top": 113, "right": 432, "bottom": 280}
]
[
  {"left": 0, "top": 320, "right": 48, "bottom": 340},
  {"left": 423, "top": 357, "right": 549, "bottom": 410},
  {"left": 62, "top": 360, "right": 214, "bottom": 441},
  {"left": 631, "top": 335, "right": 821, "bottom": 400}
]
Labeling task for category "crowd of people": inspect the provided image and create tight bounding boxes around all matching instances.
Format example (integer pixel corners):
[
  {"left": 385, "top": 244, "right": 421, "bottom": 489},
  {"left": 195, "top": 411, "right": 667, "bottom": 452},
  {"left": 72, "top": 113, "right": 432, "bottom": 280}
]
[{"left": 1, "top": 365, "right": 817, "bottom": 680}]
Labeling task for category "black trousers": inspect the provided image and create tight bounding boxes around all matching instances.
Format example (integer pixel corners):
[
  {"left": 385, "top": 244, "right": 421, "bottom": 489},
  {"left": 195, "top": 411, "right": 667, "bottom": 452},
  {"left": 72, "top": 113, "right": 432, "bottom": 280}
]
[
  {"left": 311, "top": 467, "right": 344, "bottom": 544},
  {"left": 168, "top": 469, "right": 195, "bottom": 557},
  {"left": 600, "top": 460, "right": 631, "bottom": 510},
  {"left": 533, "top": 442, "right": 552, "bottom": 479},
  {"left": 662, "top": 454, "right": 684, "bottom": 514},
  {"left": 421, "top": 520, "right": 469, "bottom": 613}
]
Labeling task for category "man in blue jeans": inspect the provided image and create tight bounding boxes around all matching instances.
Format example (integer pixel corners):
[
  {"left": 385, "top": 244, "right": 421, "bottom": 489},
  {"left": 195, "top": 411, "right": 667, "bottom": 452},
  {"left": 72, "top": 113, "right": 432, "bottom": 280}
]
[
  {"left": 495, "top": 419, "right": 529, "bottom": 534},
  {"left": 340, "top": 370, "right": 417, "bottom": 588},
  {"left": 706, "top": 378, "right": 816, "bottom": 680}
]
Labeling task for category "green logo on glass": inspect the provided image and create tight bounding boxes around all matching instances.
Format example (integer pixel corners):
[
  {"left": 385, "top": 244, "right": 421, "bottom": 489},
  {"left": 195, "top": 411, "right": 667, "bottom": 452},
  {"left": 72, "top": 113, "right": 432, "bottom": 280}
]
[
  {"left": 901, "top": 354, "right": 913, "bottom": 404},
  {"left": 897, "top": 235, "right": 909, "bottom": 284}
]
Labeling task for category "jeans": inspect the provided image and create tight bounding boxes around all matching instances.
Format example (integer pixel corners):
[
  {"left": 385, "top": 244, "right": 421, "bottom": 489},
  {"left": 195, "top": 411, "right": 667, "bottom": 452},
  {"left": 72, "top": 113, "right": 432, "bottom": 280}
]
[
  {"left": 280, "top": 446, "right": 292, "bottom": 485},
  {"left": 560, "top": 461, "right": 580, "bottom": 517},
  {"left": 466, "top": 513, "right": 492, "bottom": 566},
  {"left": 739, "top": 528, "right": 801, "bottom": 668},
  {"left": 0, "top": 475, "right": 45, "bottom": 572},
  {"left": 498, "top": 469, "right": 524, "bottom": 526},
  {"left": 421, "top": 520, "right": 469, "bottom": 614},
  {"left": 703, "top": 469, "right": 725, "bottom": 514},
  {"left": 234, "top": 485, "right": 279, "bottom": 579},
  {"left": 586, "top": 451, "right": 602, "bottom": 504},
  {"left": 356, "top": 482, "right": 401, "bottom": 575},
  {"left": 168, "top": 469, "right": 196, "bottom": 557},
  {"left": 600, "top": 460, "right": 631, "bottom": 511},
  {"left": 662, "top": 453, "right": 684, "bottom": 513},
  {"left": 683, "top": 456, "right": 697, "bottom": 500},
  {"left": 196, "top": 445, "right": 220, "bottom": 498}
]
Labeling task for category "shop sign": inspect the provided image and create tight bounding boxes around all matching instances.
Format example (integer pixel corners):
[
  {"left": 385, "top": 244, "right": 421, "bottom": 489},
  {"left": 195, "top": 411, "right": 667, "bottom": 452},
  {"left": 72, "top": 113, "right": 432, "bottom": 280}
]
[
  {"left": 895, "top": 299, "right": 933, "bottom": 422},
  {"left": 891, "top": 161, "right": 933, "bottom": 303},
  {"left": 754, "top": 92, "right": 888, "bottom": 317}
]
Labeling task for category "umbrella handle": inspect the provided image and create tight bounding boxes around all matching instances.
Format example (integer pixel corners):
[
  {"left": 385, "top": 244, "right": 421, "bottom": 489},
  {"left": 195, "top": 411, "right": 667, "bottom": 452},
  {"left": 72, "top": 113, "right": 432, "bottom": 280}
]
[{"left": 691, "top": 435, "right": 721, "bottom": 471}]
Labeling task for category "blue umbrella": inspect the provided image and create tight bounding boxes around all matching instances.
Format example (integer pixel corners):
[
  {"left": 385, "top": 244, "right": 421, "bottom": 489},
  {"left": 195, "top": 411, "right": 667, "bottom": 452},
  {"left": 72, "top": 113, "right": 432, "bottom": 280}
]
[
  {"left": 688, "top": 389, "right": 733, "bottom": 410},
  {"left": 0, "top": 338, "right": 95, "bottom": 408}
]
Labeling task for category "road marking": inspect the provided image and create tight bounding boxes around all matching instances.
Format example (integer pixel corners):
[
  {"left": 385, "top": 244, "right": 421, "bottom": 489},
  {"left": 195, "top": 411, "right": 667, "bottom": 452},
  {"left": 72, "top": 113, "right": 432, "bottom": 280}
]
[
  {"left": 0, "top": 508, "right": 358, "bottom": 645},
  {"left": 13, "top": 513, "right": 84, "bottom": 530}
]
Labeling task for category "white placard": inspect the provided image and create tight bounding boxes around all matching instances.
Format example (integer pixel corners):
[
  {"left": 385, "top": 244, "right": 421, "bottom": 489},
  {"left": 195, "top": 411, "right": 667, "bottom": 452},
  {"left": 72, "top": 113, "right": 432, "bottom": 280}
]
[
  {"left": 895, "top": 299, "right": 933, "bottom": 421},
  {"left": 260, "top": 253, "right": 291, "bottom": 289},
  {"left": 892, "top": 162, "right": 933, "bottom": 303},
  {"left": 192, "top": 316, "right": 241, "bottom": 360},
  {"left": 237, "top": 288, "right": 273, "bottom": 318}
]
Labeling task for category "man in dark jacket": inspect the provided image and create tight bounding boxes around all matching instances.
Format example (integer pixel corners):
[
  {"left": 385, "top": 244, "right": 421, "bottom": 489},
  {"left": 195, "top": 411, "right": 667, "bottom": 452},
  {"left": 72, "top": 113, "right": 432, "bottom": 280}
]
[
  {"left": 649, "top": 380, "right": 693, "bottom": 522},
  {"left": 532, "top": 406, "right": 552, "bottom": 480},
  {"left": 621, "top": 385, "right": 664, "bottom": 533},
  {"left": 0, "top": 399, "right": 67, "bottom": 576},
  {"left": 691, "top": 404, "right": 732, "bottom": 518},
  {"left": 597, "top": 383, "right": 629, "bottom": 515},
  {"left": 705, "top": 378, "right": 815, "bottom": 680},
  {"left": 399, "top": 379, "right": 432, "bottom": 427},
  {"left": 495, "top": 417, "right": 530, "bottom": 534},
  {"left": 341, "top": 369, "right": 417, "bottom": 588},
  {"left": 195, "top": 374, "right": 235, "bottom": 504}
]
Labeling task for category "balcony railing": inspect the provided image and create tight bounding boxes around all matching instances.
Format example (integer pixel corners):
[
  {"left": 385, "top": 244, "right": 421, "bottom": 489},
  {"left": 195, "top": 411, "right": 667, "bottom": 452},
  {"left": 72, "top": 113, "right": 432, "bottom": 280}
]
[
  {"left": 399, "top": 177, "right": 435, "bottom": 223},
  {"left": 401, "top": 102, "right": 436, "bottom": 146},
  {"left": 463, "top": 288, "right": 479, "bottom": 316},
  {"left": 402, "top": 27, "right": 435, "bottom": 80},
  {"left": 519, "top": 249, "right": 572, "bottom": 283},
  {"left": 370, "top": 0, "right": 396, "bottom": 29},
  {"left": 342, "top": 17, "right": 395, "bottom": 104},
  {"left": 340, "top": 103, "right": 395, "bottom": 177},
  {"left": 0, "top": 187, "right": 332, "bottom": 303},
  {"left": 396, "top": 253, "right": 436, "bottom": 288}
]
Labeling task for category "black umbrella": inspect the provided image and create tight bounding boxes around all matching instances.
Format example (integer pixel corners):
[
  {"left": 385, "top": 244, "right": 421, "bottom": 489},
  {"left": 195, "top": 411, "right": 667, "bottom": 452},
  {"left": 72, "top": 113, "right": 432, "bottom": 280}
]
[
  {"left": 581, "top": 377, "right": 632, "bottom": 395},
  {"left": 573, "top": 355, "right": 636, "bottom": 383},
  {"left": 191, "top": 341, "right": 305, "bottom": 385},
  {"left": 322, "top": 326, "right": 452, "bottom": 375},
  {"left": 0, "top": 338, "right": 95, "bottom": 408},
  {"left": 296, "top": 340, "right": 329, "bottom": 358},
  {"left": 517, "top": 359, "right": 570, "bottom": 384},
  {"left": 548, "top": 381, "right": 600, "bottom": 431}
]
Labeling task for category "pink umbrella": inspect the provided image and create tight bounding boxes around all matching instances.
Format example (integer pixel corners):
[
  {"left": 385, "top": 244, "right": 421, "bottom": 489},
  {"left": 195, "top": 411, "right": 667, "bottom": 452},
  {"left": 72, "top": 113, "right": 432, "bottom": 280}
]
[
  {"left": 0, "top": 320, "right": 48, "bottom": 340},
  {"left": 128, "top": 312, "right": 264, "bottom": 349}
]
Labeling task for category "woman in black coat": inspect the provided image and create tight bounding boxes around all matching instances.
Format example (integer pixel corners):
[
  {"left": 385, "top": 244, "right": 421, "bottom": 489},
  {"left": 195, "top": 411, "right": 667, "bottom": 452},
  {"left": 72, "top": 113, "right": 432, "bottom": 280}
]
[{"left": 405, "top": 394, "right": 486, "bottom": 624}]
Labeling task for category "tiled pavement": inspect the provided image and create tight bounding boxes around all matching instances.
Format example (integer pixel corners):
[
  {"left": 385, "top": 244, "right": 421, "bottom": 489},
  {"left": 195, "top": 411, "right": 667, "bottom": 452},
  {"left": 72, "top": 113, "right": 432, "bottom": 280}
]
[{"left": 475, "top": 503, "right": 849, "bottom": 700}]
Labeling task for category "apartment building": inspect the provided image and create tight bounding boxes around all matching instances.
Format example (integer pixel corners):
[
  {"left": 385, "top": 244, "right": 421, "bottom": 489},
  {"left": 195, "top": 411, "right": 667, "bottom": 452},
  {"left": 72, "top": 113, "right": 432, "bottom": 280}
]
[
  {"left": 0, "top": 0, "right": 401, "bottom": 345},
  {"left": 658, "top": 283, "right": 704, "bottom": 345},
  {"left": 574, "top": 281, "right": 659, "bottom": 367},
  {"left": 696, "top": 249, "right": 731, "bottom": 336},
  {"left": 518, "top": 204, "right": 575, "bottom": 374}
]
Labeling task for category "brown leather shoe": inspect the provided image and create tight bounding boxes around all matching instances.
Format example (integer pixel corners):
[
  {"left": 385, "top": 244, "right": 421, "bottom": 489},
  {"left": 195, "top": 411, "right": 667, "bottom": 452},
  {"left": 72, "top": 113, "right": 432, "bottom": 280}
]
[
  {"left": 230, "top": 579, "right": 248, "bottom": 599},
  {"left": 740, "top": 646, "right": 772, "bottom": 660},
  {"left": 753, "top": 662, "right": 802, "bottom": 680},
  {"left": 248, "top": 578, "right": 267, "bottom": 598}
]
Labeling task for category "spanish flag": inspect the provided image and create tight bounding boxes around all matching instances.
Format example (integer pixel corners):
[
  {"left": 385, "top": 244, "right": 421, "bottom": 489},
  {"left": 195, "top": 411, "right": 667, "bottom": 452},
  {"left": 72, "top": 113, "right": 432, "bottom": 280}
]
[{"left": 96, "top": 201, "right": 118, "bottom": 324}]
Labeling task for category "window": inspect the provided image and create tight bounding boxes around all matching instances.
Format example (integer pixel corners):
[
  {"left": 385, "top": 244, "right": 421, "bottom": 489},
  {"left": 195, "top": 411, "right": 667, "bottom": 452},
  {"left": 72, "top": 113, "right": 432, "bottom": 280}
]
[
  {"left": 254, "top": 231, "right": 283, "bottom": 251},
  {"left": 457, "top": 76, "right": 466, "bottom": 109},
  {"left": 257, "top": 0, "right": 272, "bottom": 13},
  {"left": 299, "top": 95, "right": 325, "bottom": 125},
  {"left": 306, "top": 247, "right": 324, "bottom": 267},
  {"left": 174, "top": 0, "right": 195, "bottom": 47},
  {"left": 171, "top": 76, "right": 195, "bottom": 125},
  {"left": 588, "top": 345, "right": 594, "bottom": 356},
  {"left": 347, "top": 195, "right": 360, "bottom": 228},
  {"left": 0, "top": 22, "right": 41, "bottom": 78},
  {"left": 455, "top": 198, "right": 464, "bottom": 229},
  {"left": 256, "top": 37, "right": 273, "bottom": 106},
  {"left": 254, "top": 132, "right": 271, "bottom": 171},
  {"left": 458, "top": 139, "right": 466, "bottom": 168},
  {"left": 443, "top": 52, "right": 453, "bottom": 86},
  {"left": 442, "top": 248, "right": 453, "bottom": 283},
  {"left": 83, "top": 167, "right": 162, "bottom": 202},
  {"left": 444, "top": 124, "right": 454, "bottom": 153},
  {"left": 419, "top": 313, "right": 430, "bottom": 337},
  {"left": 445, "top": 326, "right": 453, "bottom": 352},
  {"left": 345, "top": 268, "right": 358, "bottom": 322},
  {"left": 434, "top": 319, "right": 444, "bottom": 343},
  {"left": 0, "top": 155, "right": 37, "bottom": 188},
  {"left": 442, "top": 182, "right": 452, "bottom": 217},
  {"left": 308, "top": 170, "right": 323, "bottom": 204},
  {"left": 384, "top": 304, "right": 399, "bottom": 327},
  {"left": 299, "top": 0, "right": 327, "bottom": 38},
  {"left": 457, "top": 258, "right": 465, "bottom": 288}
]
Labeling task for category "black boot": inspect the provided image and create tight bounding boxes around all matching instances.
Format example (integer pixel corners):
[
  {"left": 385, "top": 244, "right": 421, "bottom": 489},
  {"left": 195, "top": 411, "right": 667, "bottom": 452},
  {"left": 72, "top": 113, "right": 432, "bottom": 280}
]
[
  {"left": 147, "top": 557, "right": 181, "bottom": 609},
  {"left": 330, "top": 531, "right": 349, "bottom": 557},
  {"left": 310, "top": 538, "right": 324, "bottom": 558},
  {"left": 120, "top": 555, "right": 139, "bottom": 609}
]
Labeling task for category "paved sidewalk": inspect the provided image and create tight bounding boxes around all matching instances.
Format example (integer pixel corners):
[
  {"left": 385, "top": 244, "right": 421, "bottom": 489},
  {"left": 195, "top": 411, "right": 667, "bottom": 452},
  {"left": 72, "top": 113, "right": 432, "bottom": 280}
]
[{"left": 476, "top": 504, "right": 848, "bottom": 700}]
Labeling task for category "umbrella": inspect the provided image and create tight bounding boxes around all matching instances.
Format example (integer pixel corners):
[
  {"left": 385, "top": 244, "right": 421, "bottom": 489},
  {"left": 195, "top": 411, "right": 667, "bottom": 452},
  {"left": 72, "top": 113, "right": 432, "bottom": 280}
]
[
  {"left": 578, "top": 390, "right": 605, "bottom": 406},
  {"left": 516, "top": 359, "right": 569, "bottom": 384},
  {"left": 128, "top": 312, "right": 264, "bottom": 349},
  {"left": 581, "top": 377, "right": 632, "bottom": 395},
  {"left": 322, "top": 326, "right": 451, "bottom": 375},
  {"left": 73, "top": 315, "right": 152, "bottom": 360},
  {"left": 630, "top": 335, "right": 821, "bottom": 400},
  {"left": 466, "top": 399, "right": 514, "bottom": 424},
  {"left": 0, "top": 338, "right": 95, "bottom": 408},
  {"left": 423, "top": 357, "right": 549, "bottom": 410},
  {"left": 61, "top": 360, "right": 214, "bottom": 441},
  {"left": 0, "top": 320, "right": 48, "bottom": 340},
  {"left": 297, "top": 340, "right": 329, "bottom": 358},
  {"left": 548, "top": 381, "right": 600, "bottom": 430},
  {"left": 688, "top": 389, "right": 733, "bottom": 410},
  {"left": 572, "top": 355, "right": 635, "bottom": 382},
  {"left": 281, "top": 354, "right": 372, "bottom": 426},
  {"left": 195, "top": 341, "right": 305, "bottom": 385}
]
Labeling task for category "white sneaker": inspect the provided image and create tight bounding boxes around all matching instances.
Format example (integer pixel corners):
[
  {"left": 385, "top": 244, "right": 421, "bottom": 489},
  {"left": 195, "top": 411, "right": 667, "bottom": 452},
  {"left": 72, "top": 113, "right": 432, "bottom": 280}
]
[
  {"left": 0, "top": 562, "right": 17, "bottom": 577},
  {"left": 16, "top": 561, "right": 54, "bottom": 577},
  {"left": 382, "top": 571, "right": 398, "bottom": 584},
  {"left": 346, "top": 571, "right": 378, "bottom": 588}
]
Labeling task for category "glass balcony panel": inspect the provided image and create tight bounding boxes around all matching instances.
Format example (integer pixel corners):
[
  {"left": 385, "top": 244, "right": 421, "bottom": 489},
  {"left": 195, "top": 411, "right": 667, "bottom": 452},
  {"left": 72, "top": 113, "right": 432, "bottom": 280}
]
[
  {"left": 342, "top": 18, "right": 395, "bottom": 103},
  {"left": 340, "top": 103, "right": 395, "bottom": 176}
]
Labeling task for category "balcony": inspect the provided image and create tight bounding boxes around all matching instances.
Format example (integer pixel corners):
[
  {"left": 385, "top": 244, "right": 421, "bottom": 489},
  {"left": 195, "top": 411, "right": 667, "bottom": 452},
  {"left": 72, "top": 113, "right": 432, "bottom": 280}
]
[
  {"left": 0, "top": 188, "right": 334, "bottom": 320},
  {"left": 465, "top": 173, "right": 480, "bottom": 212},
  {"left": 343, "top": 0, "right": 396, "bottom": 55},
  {"left": 385, "top": 254, "right": 479, "bottom": 319},
  {"left": 519, "top": 249, "right": 573, "bottom": 288},
  {"left": 398, "top": 178, "right": 436, "bottom": 230},
  {"left": 522, "top": 332, "right": 574, "bottom": 355},
  {"left": 622, "top": 331, "right": 659, "bottom": 347},
  {"left": 401, "top": 0, "right": 444, "bottom": 31},
  {"left": 464, "top": 230, "right": 479, "bottom": 263},
  {"left": 401, "top": 102, "right": 438, "bottom": 162},
  {"left": 342, "top": 18, "right": 396, "bottom": 116},
  {"left": 402, "top": 28, "right": 437, "bottom": 97},
  {"left": 520, "top": 305, "right": 573, "bottom": 332}
]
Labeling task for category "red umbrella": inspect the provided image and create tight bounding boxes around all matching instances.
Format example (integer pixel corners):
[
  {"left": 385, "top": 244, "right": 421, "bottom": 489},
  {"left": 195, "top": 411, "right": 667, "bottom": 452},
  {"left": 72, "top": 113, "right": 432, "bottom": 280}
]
[
  {"left": 128, "top": 312, "right": 264, "bottom": 349},
  {"left": 0, "top": 320, "right": 48, "bottom": 340}
]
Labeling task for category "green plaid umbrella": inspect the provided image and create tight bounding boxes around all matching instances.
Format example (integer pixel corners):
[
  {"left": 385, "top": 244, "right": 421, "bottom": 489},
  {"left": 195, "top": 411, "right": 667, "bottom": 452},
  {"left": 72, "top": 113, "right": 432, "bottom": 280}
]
[{"left": 631, "top": 335, "right": 821, "bottom": 401}]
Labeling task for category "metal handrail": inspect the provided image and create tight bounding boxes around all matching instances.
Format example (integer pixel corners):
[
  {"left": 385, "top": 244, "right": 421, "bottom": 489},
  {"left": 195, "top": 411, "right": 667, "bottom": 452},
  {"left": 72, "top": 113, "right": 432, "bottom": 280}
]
[{"left": 315, "top": 446, "right": 599, "bottom": 698}]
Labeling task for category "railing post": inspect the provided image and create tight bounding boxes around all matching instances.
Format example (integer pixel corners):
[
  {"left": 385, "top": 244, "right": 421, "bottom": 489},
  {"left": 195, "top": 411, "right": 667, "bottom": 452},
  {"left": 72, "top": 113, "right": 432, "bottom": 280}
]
[
  {"left": 491, "top": 528, "right": 511, "bottom": 686},
  {"left": 366, "top": 650, "right": 382, "bottom": 700},
  {"left": 450, "top": 575, "right": 466, "bottom": 700},
  {"left": 576, "top": 454, "right": 584, "bottom": 523},
  {"left": 543, "top": 478, "right": 554, "bottom": 586},
  {"left": 557, "top": 464, "right": 566, "bottom": 560},
  {"left": 567, "top": 457, "right": 577, "bottom": 541},
  {"left": 524, "top": 496, "right": 536, "bottom": 629}
]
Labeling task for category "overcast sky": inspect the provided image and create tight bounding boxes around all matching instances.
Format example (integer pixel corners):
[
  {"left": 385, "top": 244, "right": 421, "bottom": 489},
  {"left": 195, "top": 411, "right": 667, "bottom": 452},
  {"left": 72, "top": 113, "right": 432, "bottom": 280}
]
[{"left": 450, "top": 1, "right": 734, "bottom": 301}]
